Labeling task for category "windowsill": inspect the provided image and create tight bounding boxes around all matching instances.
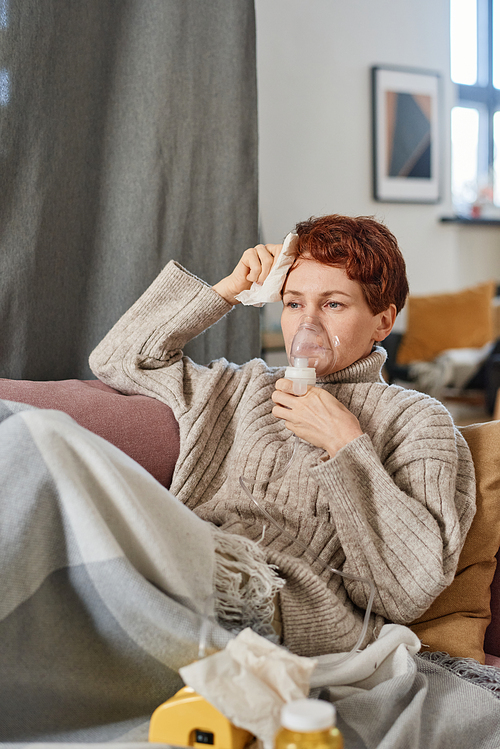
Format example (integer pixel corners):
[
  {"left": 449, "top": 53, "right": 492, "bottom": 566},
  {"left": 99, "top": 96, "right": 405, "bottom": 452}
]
[{"left": 440, "top": 216, "right": 500, "bottom": 226}]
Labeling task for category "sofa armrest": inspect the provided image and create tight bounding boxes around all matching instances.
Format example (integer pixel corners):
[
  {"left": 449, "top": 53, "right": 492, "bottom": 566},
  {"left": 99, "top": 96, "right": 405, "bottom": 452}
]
[
  {"left": 485, "top": 547, "right": 500, "bottom": 660},
  {"left": 0, "top": 378, "right": 180, "bottom": 489}
]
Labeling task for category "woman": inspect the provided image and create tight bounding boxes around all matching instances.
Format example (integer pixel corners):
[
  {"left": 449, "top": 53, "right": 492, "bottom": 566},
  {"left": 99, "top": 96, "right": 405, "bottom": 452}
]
[{"left": 89, "top": 214, "right": 476, "bottom": 659}]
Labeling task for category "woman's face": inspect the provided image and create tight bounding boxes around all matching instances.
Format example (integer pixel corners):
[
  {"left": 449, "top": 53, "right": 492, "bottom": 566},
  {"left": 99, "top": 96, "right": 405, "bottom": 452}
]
[{"left": 281, "top": 258, "right": 396, "bottom": 376}]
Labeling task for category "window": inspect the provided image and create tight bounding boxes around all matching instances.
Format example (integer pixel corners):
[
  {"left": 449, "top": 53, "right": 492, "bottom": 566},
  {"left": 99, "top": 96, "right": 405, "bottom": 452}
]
[{"left": 450, "top": 0, "right": 500, "bottom": 214}]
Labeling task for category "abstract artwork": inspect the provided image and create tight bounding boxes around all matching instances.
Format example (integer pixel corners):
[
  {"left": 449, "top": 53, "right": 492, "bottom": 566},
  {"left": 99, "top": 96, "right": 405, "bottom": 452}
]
[{"left": 372, "top": 67, "right": 440, "bottom": 202}]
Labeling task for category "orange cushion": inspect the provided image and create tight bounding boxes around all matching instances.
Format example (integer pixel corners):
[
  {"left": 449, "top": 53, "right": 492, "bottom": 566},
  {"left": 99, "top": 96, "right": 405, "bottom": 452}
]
[
  {"left": 397, "top": 281, "right": 495, "bottom": 365},
  {"left": 410, "top": 420, "right": 500, "bottom": 663}
]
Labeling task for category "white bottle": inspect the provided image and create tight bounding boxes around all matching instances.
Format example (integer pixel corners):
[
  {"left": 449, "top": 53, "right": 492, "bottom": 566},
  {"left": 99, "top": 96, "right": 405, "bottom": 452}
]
[{"left": 274, "top": 699, "right": 343, "bottom": 749}]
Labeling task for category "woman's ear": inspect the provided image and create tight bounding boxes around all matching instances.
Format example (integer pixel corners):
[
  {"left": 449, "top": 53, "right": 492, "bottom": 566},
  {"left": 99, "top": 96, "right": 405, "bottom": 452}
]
[{"left": 373, "top": 304, "right": 397, "bottom": 342}]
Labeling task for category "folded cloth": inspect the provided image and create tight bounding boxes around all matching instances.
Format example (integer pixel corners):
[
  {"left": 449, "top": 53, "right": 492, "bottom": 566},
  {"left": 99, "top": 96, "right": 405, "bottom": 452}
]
[{"left": 235, "top": 233, "right": 298, "bottom": 307}]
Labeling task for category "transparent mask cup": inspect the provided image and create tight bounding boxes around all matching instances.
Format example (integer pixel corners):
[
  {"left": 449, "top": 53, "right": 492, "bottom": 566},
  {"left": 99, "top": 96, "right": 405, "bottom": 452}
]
[{"left": 285, "top": 316, "right": 340, "bottom": 394}]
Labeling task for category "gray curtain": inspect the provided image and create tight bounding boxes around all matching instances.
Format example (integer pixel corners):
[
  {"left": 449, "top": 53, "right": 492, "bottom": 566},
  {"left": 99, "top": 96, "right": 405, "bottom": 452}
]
[{"left": 0, "top": 0, "right": 260, "bottom": 380}]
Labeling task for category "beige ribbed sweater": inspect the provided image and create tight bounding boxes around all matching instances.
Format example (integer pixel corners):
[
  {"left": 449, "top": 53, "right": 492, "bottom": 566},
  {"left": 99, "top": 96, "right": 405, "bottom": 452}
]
[{"left": 90, "top": 261, "right": 476, "bottom": 657}]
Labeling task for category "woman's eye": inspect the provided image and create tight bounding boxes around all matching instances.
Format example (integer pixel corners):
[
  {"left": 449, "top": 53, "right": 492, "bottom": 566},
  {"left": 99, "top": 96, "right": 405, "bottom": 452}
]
[
  {"left": 287, "top": 302, "right": 301, "bottom": 309},
  {"left": 326, "top": 301, "right": 341, "bottom": 310}
]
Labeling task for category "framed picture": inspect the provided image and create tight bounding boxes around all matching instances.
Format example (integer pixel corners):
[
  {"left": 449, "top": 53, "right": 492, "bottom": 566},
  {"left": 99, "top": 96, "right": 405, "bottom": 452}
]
[{"left": 371, "top": 66, "right": 441, "bottom": 203}]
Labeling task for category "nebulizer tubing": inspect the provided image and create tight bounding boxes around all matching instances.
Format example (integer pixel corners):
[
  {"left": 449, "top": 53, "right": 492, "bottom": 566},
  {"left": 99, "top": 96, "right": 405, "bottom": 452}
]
[{"left": 239, "top": 316, "right": 376, "bottom": 666}]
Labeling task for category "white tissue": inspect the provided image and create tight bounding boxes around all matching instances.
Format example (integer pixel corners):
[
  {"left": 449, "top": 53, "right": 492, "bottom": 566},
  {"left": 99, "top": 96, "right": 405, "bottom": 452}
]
[
  {"left": 234, "top": 233, "right": 298, "bottom": 307},
  {"left": 179, "top": 628, "right": 316, "bottom": 749}
]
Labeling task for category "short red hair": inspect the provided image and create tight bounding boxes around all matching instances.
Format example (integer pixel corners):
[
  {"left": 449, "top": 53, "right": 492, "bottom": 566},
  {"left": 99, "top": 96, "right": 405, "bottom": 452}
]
[{"left": 294, "top": 215, "right": 409, "bottom": 314}]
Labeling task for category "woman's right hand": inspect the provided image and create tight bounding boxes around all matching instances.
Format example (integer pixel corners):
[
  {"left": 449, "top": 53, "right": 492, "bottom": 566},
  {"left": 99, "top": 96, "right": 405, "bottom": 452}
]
[{"left": 212, "top": 243, "right": 282, "bottom": 305}]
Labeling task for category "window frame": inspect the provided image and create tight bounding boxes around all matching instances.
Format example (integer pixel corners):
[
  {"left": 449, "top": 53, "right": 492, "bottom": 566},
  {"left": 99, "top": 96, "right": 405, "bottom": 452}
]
[{"left": 454, "top": 0, "right": 500, "bottom": 177}]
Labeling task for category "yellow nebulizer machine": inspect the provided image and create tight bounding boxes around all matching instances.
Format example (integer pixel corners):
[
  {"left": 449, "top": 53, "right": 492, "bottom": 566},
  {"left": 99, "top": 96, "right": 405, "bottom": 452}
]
[{"left": 148, "top": 685, "right": 253, "bottom": 749}]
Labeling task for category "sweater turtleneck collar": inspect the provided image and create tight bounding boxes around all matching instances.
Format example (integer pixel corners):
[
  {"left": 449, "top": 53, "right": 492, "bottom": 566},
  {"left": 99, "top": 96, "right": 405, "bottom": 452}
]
[{"left": 317, "top": 345, "right": 388, "bottom": 385}]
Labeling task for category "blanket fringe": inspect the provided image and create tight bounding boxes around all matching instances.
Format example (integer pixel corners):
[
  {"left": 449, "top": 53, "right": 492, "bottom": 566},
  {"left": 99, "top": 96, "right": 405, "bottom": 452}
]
[
  {"left": 210, "top": 526, "right": 286, "bottom": 642},
  {"left": 417, "top": 651, "right": 500, "bottom": 699}
]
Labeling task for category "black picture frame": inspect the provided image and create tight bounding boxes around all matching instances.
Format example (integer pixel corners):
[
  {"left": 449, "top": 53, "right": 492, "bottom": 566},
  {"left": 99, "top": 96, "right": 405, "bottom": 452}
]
[{"left": 371, "top": 65, "right": 441, "bottom": 203}]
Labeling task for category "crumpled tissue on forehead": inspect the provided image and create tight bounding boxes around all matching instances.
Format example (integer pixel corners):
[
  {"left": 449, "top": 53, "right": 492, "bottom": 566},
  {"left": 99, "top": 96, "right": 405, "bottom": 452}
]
[{"left": 235, "top": 232, "right": 298, "bottom": 307}]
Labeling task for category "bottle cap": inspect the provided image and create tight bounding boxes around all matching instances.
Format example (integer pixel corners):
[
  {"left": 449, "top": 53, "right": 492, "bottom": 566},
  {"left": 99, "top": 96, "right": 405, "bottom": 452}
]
[
  {"left": 284, "top": 366, "right": 316, "bottom": 384},
  {"left": 280, "top": 699, "right": 336, "bottom": 732}
]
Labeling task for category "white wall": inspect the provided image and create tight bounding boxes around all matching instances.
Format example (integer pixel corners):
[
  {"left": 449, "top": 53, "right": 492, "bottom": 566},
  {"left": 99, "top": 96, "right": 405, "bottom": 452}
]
[{"left": 255, "top": 0, "right": 500, "bottom": 334}]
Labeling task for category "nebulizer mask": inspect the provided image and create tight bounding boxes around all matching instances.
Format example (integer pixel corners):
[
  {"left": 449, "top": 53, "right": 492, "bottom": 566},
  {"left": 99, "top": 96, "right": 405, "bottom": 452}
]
[{"left": 285, "top": 316, "right": 340, "bottom": 394}]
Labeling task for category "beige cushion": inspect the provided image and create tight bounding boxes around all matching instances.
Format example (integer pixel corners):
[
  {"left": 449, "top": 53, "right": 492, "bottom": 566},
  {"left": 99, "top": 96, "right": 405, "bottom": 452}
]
[
  {"left": 397, "top": 281, "right": 495, "bottom": 365},
  {"left": 410, "top": 420, "right": 500, "bottom": 663}
]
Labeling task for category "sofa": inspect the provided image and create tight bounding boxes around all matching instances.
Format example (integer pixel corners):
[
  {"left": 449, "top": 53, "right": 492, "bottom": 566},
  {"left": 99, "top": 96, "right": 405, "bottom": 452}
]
[{"left": 0, "top": 377, "right": 499, "bottom": 668}]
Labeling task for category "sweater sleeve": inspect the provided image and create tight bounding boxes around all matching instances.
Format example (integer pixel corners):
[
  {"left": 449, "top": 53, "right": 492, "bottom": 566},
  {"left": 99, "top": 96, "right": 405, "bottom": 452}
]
[
  {"left": 89, "top": 261, "right": 233, "bottom": 404},
  {"left": 310, "top": 395, "right": 476, "bottom": 624}
]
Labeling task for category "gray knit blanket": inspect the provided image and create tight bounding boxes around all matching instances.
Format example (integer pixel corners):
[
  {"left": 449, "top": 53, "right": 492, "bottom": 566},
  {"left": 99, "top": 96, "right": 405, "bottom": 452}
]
[
  {"left": 0, "top": 399, "right": 232, "bottom": 743},
  {"left": 1, "top": 399, "right": 500, "bottom": 748}
]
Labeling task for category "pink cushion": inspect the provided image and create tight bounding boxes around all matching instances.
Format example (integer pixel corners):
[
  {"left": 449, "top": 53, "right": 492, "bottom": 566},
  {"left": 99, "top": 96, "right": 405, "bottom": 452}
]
[
  {"left": 0, "top": 379, "right": 179, "bottom": 489},
  {"left": 485, "top": 550, "right": 500, "bottom": 658}
]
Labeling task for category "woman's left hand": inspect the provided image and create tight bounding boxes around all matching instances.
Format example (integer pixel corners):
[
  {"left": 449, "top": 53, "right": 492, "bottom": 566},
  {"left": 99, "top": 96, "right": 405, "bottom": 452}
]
[{"left": 271, "top": 379, "right": 364, "bottom": 458}]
